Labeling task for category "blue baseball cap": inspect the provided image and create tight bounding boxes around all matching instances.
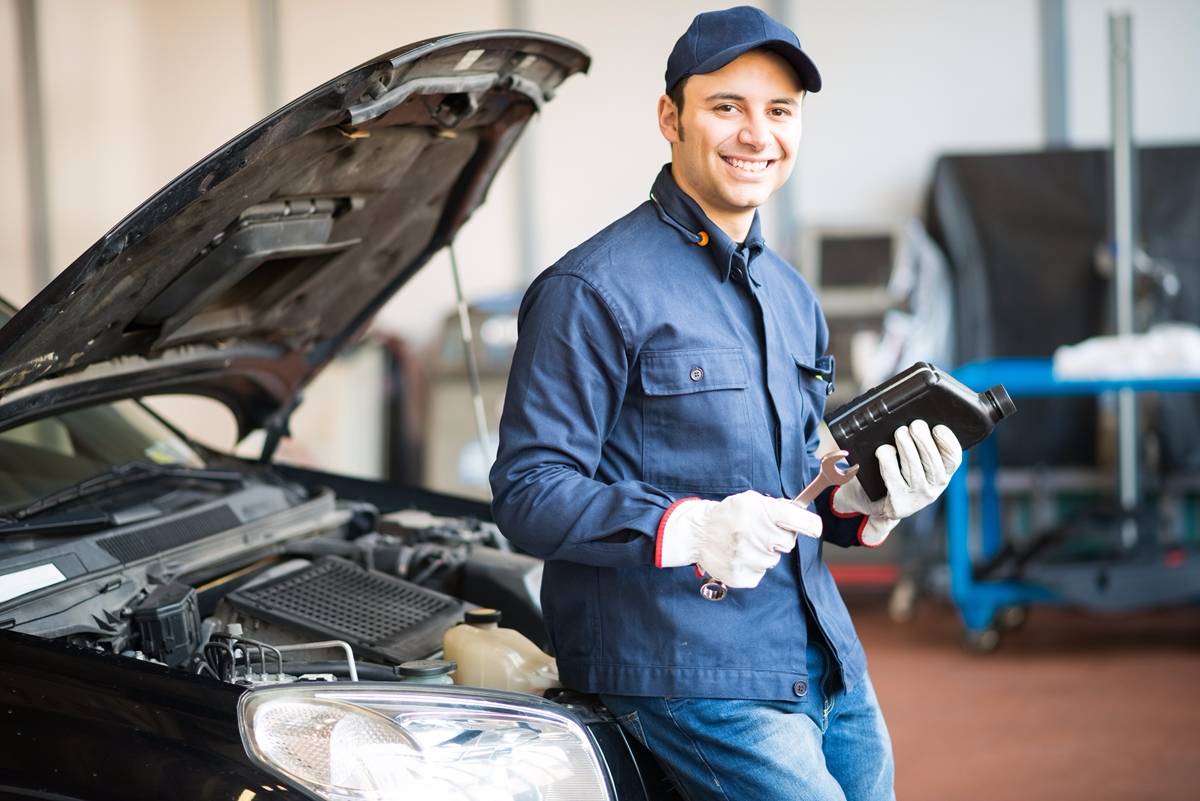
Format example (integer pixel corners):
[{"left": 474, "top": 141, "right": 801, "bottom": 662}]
[{"left": 665, "top": 6, "right": 822, "bottom": 94}]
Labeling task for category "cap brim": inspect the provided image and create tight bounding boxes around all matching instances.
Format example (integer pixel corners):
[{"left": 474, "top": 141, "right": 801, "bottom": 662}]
[{"left": 688, "top": 39, "right": 822, "bottom": 93}]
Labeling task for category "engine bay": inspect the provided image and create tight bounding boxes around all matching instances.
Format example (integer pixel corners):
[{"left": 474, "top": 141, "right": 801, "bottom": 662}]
[{"left": 3, "top": 484, "right": 547, "bottom": 690}]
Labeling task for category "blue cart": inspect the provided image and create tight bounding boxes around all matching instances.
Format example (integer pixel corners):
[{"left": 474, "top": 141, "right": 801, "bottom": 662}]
[{"left": 945, "top": 358, "right": 1200, "bottom": 650}]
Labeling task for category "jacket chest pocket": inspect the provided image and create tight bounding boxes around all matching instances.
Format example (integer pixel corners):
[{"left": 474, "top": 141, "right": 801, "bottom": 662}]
[
  {"left": 640, "top": 347, "right": 752, "bottom": 493},
  {"left": 795, "top": 353, "right": 836, "bottom": 437}
]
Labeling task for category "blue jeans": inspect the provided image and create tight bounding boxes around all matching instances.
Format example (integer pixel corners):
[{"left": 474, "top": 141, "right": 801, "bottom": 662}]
[{"left": 600, "top": 642, "right": 894, "bottom": 801}]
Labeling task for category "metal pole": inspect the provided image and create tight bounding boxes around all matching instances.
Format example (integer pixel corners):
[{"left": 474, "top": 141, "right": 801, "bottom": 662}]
[
  {"left": 1109, "top": 13, "right": 1138, "bottom": 546},
  {"left": 253, "top": 0, "right": 282, "bottom": 114},
  {"left": 449, "top": 245, "right": 494, "bottom": 489},
  {"left": 16, "top": 0, "right": 53, "bottom": 295},
  {"left": 509, "top": 0, "right": 540, "bottom": 282},
  {"left": 1039, "top": 0, "right": 1069, "bottom": 146}
]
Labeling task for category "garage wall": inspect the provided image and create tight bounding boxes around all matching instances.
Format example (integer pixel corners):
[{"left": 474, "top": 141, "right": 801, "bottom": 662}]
[
  {"left": 34, "top": 0, "right": 261, "bottom": 295},
  {"left": 786, "top": 0, "right": 1045, "bottom": 228},
  {"left": 0, "top": 1, "right": 33, "bottom": 305},
  {"left": 1065, "top": 0, "right": 1200, "bottom": 146}
]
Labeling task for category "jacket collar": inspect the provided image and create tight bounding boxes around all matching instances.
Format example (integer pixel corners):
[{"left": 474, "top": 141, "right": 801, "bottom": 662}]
[{"left": 649, "top": 164, "right": 765, "bottom": 283}]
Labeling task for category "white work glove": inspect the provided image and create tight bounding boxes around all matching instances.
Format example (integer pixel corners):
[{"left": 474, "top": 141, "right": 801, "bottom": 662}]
[
  {"left": 658, "top": 490, "right": 823, "bottom": 588},
  {"left": 832, "top": 420, "right": 963, "bottom": 547}
]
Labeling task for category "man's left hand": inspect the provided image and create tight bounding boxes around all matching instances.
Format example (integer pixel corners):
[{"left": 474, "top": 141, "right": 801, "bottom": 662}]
[{"left": 831, "top": 420, "right": 962, "bottom": 546}]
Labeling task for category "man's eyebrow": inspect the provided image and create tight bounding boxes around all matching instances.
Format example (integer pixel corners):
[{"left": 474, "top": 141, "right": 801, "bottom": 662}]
[{"left": 703, "top": 92, "right": 800, "bottom": 106}]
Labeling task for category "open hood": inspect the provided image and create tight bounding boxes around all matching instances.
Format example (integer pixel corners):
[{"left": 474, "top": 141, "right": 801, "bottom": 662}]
[{"left": 0, "top": 31, "right": 587, "bottom": 443}]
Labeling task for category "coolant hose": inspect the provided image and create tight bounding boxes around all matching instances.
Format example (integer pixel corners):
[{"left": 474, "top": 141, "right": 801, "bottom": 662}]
[{"left": 283, "top": 660, "right": 403, "bottom": 681}]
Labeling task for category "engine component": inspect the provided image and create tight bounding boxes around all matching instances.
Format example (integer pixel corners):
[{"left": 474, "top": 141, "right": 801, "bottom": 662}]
[
  {"left": 378, "top": 509, "right": 503, "bottom": 547},
  {"left": 225, "top": 555, "right": 468, "bottom": 665},
  {"left": 395, "top": 658, "right": 456, "bottom": 685},
  {"left": 443, "top": 608, "right": 560, "bottom": 694},
  {"left": 277, "top": 661, "right": 403, "bottom": 682},
  {"left": 460, "top": 546, "right": 546, "bottom": 646},
  {"left": 132, "top": 582, "right": 201, "bottom": 668}
]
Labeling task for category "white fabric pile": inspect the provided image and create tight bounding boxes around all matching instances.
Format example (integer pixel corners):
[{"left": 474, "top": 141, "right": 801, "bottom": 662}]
[{"left": 1052, "top": 323, "right": 1200, "bottom": 379}]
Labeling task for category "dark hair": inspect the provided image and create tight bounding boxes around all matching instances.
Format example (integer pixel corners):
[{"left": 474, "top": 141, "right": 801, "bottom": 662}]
[
  {"left": 668, "top": 76, "right": 689, "bottom": 141},
  {"left": 668, "top": 76, "right": 689, "bottom": 115}
]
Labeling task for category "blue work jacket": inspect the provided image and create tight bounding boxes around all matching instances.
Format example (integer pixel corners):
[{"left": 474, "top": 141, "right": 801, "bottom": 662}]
[{"left": 490, "top": 165, "right": 872, "bottom": 701}]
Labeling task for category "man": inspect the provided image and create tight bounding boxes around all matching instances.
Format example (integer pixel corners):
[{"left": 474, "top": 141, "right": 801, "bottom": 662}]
[{"left": 490, "top": 7, "right": 961, "bottom": 800}]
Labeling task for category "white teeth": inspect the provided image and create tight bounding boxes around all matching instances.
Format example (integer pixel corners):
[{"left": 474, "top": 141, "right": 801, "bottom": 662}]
[{"left": 724, "top": 157, "right": 769, "bottom": 173}]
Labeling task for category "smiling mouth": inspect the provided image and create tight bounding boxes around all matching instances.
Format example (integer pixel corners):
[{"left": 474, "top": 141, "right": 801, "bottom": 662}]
[{"left": 721, "top": 155, "right": 775, "bottom": 174}]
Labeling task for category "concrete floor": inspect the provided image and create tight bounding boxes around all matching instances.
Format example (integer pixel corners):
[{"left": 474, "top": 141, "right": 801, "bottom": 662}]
[{"left": 852, "top": 593, "right": 1200, "bottom": 801}]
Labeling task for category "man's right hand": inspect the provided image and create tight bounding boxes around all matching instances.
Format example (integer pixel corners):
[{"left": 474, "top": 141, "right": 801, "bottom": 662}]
[{"left": 656, "top": 490, "right": 823, "bottom": 588}]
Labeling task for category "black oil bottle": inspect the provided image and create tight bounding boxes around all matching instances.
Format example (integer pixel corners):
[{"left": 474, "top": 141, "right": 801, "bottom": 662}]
[{"left": 825, "top": 362, "right": 1017, "bottom": 501}]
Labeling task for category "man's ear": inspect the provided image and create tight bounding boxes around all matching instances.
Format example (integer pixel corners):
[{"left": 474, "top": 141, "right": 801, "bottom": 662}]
[{"left": 657, "top": 94, "right": 681, "bottom": 144}]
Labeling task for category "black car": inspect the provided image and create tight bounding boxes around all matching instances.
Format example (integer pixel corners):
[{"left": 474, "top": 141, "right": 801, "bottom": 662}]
[{"left": 0, "top": 31, "right": 674, "bottom": 801}]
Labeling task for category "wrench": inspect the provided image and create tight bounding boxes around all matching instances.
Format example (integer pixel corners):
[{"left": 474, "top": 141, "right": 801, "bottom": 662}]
[
  {"left": 699, "top": 451, "right": 860, "bottom": 601},
  {"left": 792, "top": 450, "right": 860, "bottom": 506}
]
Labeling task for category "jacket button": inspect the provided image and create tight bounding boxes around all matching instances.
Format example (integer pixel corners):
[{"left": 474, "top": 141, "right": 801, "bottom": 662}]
[
  {"left": 689, "top": 367, "right": 704, "bottom": 382},
  {"left": 793, "top": 680, "right": 808, "bottom": 697}
]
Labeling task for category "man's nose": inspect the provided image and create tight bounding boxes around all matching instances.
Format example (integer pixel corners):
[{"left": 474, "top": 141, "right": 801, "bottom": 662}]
[{"left": 738, "top": 114, "right": 771, "bottom": 149}]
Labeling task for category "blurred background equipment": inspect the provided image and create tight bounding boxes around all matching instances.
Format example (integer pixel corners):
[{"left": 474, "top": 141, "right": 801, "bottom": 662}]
[
  {"left": 805, "top": 226, "right": 901, "bottom": 406},
  {"left": 808, "top": 218, "right": 961, "bottom": 590},
  {"left": 925, "top": 13, "right": 1200, "bottom": 651},
  {"left": 424, "top": 292, "right": 521, "bottom": 500},
  {"left": 804, "top": 221, "right": 956, "bottom": 408}
]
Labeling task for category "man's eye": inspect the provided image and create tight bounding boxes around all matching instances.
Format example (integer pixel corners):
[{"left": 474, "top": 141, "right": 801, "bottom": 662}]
[
  {"left": 769, "top": 107, "right": 792, "bottom": 118},
  {"left": 715, "top": 104, "right": 738, "bottom": 113}
]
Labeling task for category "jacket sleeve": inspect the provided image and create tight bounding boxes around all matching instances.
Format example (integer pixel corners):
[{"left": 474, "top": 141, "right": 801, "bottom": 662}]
[
  {"left": 489, "top": 272, "right": 674, "bottom": 568},
  {"left": 814, "top": 485, "right": 869, "bottom": 547}
]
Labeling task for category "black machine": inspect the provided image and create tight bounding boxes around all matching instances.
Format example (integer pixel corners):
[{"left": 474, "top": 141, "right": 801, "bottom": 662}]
[{"left": 920, "top": 146, "right": 1200, "bottom": 640}]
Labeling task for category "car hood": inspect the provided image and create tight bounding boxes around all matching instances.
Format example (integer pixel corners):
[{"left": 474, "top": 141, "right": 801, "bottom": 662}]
[{"left": 0, "top": 31, "right": 587, "bottom": 439}]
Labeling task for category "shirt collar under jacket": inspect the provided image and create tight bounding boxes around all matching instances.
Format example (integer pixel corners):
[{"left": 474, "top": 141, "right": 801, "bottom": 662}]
[{"left": 649, "top": 164, "right": 766, "bottom": 283}]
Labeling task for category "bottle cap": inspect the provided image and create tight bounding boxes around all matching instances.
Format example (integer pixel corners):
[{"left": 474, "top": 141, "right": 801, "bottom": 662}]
[
  {"left": 465, "top": 608, "right": 502, "bottom": 624},
  {"left": 985, "top": 385, "right": 1017, "bottom": 421},
  {"left": 395, "top": 659, "right": 456, "bottom": 677}
]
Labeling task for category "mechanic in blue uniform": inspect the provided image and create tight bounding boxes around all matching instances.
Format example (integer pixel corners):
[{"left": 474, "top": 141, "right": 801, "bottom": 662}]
[{"left": 490, "top": 7, "right": 962, "bottom": 800}]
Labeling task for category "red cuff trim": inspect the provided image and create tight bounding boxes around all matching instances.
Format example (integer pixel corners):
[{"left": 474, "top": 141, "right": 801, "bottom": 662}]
[
  {"left": 828, "top": 486, "right": 876, "bottom": 547},
  {"left": 655, "top": 497, "right": 699, "bottom": 568},
  {"left": 856, "top": 516, "right": 879, "bottom": 548}
]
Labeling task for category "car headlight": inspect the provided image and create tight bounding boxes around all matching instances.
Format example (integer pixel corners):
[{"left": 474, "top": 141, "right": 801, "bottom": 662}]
[{"left": 238, "top": 684, "right": 613, "bottom": 801}]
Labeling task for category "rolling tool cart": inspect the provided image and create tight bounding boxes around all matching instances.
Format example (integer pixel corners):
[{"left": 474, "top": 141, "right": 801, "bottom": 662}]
[{"left": 945, "top": 359, "right": 1200, "bottom": 651}]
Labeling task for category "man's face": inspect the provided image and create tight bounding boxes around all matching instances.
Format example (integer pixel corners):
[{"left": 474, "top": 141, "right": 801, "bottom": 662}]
[{"left": 658, "top": 49, "right": 804, "bottom": 228}]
